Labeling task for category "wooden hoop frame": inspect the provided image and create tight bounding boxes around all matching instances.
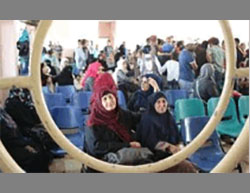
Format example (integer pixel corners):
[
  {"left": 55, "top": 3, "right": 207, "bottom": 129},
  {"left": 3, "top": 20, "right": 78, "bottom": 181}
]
[{"left": 0, "top": 20, "right": 249, "bottom": 173}]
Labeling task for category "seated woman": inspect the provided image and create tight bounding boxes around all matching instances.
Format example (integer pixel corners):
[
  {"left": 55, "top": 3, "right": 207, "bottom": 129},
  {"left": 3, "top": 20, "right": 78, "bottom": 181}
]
[
  {"left": 53, "top": 58, "right": 74, "bottom": 86},
  {"left": 128, "top": 74, "right": 162, "bottom": 113},
  {"left": 41, "top": 62, "right": 55, "bottom": 93},
  {"left": 193, "top": 63, "right": 219, "bottom": 102},
  {"left": 136, "top": 92, "right": 198, "bottom": 173},
  {"left": 0, "top": 108, "right": 51, "bottom": 173},
  {"left": 81, "top": 61, "right": 104, "bottom": 91},
  {"left": 84, "top": 73, "right": 143, "bottom": 172}
]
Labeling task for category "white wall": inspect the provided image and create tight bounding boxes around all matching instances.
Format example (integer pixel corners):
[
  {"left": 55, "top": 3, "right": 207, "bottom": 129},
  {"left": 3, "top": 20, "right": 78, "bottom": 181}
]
[
  {"left": 0, "top": 20, "right": 18, "bottom": 106},
  {"left": 115, "top": 20, "right": 249, "bottom": 50},
  {"left": 44, "top": 20, "right": 249, "bottom": 51},
  {"left": 45, "top": 20, "right": 100, "bottom": 49}
]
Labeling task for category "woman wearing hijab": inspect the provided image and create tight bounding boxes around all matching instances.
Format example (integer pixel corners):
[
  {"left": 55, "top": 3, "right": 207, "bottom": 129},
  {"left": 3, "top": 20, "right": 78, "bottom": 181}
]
[
  {"left": 193, "top": 63, "right": 219, "bottom": 102},
  {"left": 84, "top": 73, "right": 142, "bottom": 172},
  {"left": 41, "top": 62, "right": 55, "bottom": 93},
  {"left": 81, "top": 61, "right": 104, "bottom": 91},
  {"left": 136, "top": 92, "right": 198, "bottom": 173},
  {"left": 127, "top": 74, "right": 162, "bottom": 113},
  {"left": 53, "top": 59, "right": 74, "bottom": 86}
]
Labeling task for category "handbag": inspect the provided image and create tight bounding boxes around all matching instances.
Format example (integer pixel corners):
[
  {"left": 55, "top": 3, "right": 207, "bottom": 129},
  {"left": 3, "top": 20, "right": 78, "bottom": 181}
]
[{"left": 103, "top": 147, "right": 154, "bottom": 165}]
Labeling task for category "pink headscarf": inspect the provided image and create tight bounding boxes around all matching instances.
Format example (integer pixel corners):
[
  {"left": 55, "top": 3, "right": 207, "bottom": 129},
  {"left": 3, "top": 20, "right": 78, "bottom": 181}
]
[
  {"left": 87, "top": 73, "right": 132, "bottom": 142},
  {"left": 81, "top": 61, "right": 102, "bottom": 88}
]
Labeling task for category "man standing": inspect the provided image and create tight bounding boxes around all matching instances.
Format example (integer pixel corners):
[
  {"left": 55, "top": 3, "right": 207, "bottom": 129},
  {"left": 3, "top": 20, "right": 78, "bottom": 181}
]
[
  {"left": 235, "top": 38, "right": 245, "bottom": 68},
  {"left": 104, "top": 39, "right": 114, "bottom": 59},
  {"left": 206, "top": 37, "right": 225, "bottom": 91},
  {"left": 74, "top": 39, "right": 89, "bottom": 72},
  {"left": 178, "top": 42, "right": 198, "bottom": 96}
]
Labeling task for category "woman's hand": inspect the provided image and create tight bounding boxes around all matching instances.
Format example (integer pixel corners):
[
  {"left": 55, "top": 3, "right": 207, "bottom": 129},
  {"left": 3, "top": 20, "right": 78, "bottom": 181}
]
[
  {"left": 25, "top": 145, "right": 37, "bottom": 153},
  {"left": 148, "top": 77, "right": 160, "bottom": 92},
  {"left": 129, "top": 141, "right": 141, "bottom": 148},
  {"left": 168, "top": 144, "right": 181, "bottom": 154}
]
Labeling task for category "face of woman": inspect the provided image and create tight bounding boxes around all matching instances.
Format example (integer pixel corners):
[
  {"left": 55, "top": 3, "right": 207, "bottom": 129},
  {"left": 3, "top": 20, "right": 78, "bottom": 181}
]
[
  {"left": 141, "top": 77, "right": 150, "bottom": 91},
  {"left": 97, "top": 66, "right": 104, "bottom": 74},
  {"left": 101, "top": 93, "right": 117, "bottom": 111},
  {"left": 154, "top": 97, "right": 168, "bottom": 114},
  {"left": 42, "top": 65, "right": 51, "bottom": 75}
]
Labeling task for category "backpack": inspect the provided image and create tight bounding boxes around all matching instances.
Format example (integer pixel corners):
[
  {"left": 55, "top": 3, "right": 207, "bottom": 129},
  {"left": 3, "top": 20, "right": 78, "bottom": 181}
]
[{"left": 103, "top": 147, "right": 154, "bottom": 165}]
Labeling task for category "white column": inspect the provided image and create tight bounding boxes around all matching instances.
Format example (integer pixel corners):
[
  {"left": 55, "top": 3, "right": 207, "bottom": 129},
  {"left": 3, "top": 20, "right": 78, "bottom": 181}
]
[{"left": 0, "top": 20, "right": 18, "bottom": 106}]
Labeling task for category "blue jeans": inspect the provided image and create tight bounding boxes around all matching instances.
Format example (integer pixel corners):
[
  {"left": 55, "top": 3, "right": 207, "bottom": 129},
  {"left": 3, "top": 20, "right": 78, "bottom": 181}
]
[{"left": 178, "top": 79, "right": 194, "bottom": 97}]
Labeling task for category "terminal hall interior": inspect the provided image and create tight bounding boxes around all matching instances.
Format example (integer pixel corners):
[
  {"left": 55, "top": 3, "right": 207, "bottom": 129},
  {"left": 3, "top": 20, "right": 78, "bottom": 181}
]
[{"left": 0, "top": 20, "right": 249, "bottom": 173}]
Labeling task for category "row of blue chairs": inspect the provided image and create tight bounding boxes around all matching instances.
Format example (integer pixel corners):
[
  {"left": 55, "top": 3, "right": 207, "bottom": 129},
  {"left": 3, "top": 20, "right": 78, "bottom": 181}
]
[
  {"left": 43, "top": 87, "right": 127, "bottom": 112},
  {"left": 43, "top": 86, "right": 189, "bottom": 109},
  {"left": 174, "top": 96, "right": 249, "bottom": 138}
]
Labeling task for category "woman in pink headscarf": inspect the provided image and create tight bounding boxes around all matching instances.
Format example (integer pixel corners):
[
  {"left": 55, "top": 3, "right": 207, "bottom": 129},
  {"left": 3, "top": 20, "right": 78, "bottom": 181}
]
[{"left": 81, "top": 61, "right": 104, "bottom": 91}]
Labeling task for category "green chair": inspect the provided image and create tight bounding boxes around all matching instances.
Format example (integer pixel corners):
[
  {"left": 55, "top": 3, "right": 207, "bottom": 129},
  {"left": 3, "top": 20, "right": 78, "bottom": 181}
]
[
  {"left": 207, "top": 97, "right": 242, "bottom": 138},
  {"left": 175, "top": 98, "right": 206, "bottom": 124},
  {"left": 238, "top": 95, "right": 249, "bottom": 124}
]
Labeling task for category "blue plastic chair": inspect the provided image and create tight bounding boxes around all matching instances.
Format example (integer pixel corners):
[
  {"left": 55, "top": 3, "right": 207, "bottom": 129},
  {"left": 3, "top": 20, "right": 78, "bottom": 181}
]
[
  {"left": 181, "top": 116, "right": 225, "bottom": 172},
  {"left": 238, "top": 95, "right": 249, "bottom": 124},
  {"left": 51, "top": 106, "right": 79, "bottom": 128},
  {"left": 118, "top": 90, "right": 127, "bottom": 109},
  {"left": 74, "top": 107, "right": 87, "bottom": 130},
  {"left": 207, "top": 97, "right": 242, "bottom": 138},
  {"left": 44, "top": 93, "right": 66, "bottom": 112},
  {"left": 71, "top": 91, "right": 92, "bottom": 114},
  {"left": 50, "top": 106, "right": 84, "bottom": 156},
  {"left": 56, "top": 85, "right": 76, "bottom": 104},
  {"left": 164, "top": 89, "right": 189, "bottom": 109}
]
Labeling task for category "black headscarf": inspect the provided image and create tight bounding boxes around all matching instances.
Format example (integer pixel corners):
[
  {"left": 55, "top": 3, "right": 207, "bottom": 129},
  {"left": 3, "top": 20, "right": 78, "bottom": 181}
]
[
  {"left": 136, "top": 92, "right": 180, "bottom": 151},
  {"left": 54, "top": 65, "right": 74, "bottom": 86}
]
